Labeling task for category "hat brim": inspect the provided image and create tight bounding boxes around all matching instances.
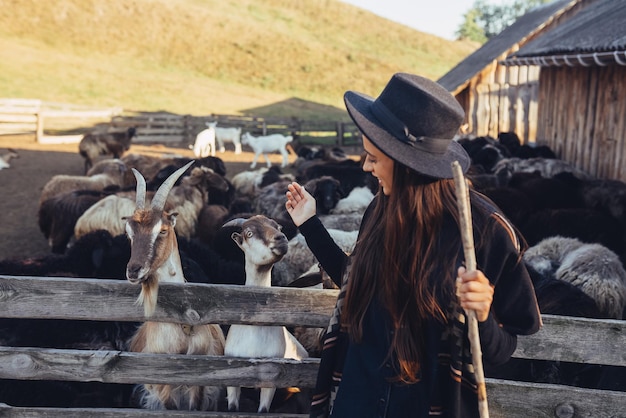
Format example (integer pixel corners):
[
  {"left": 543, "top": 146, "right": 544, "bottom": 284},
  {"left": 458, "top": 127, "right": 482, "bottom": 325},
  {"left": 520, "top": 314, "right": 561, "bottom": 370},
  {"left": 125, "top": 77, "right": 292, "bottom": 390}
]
[{"left": 344, "top": 90, "right": 470, "bottom": 179}]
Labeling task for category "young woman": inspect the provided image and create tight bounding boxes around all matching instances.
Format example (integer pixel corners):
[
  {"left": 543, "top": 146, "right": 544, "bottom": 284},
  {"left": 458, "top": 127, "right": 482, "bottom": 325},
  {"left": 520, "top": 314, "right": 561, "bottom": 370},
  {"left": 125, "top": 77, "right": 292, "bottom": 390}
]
[{"left": 285, "top": 73, "right": 541, "bottom": 418}]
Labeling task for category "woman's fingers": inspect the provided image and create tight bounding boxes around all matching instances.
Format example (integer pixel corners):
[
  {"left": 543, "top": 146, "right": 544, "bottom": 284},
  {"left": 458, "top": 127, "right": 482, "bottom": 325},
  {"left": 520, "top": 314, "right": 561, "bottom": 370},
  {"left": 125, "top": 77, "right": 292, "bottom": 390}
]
[
  {"left": 286, "top": 183, "right": 305, "bottom": 211},
  {"left": 456, "top": 267, "right": 494, "bottom": 322}
]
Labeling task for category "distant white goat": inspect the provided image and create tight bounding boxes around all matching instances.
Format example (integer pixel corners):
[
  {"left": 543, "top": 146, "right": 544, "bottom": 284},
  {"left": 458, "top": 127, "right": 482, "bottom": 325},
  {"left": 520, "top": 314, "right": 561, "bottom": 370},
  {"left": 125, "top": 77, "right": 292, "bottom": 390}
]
[
  {"left": 240, "top": 132, "right": 293, "bottom": 169},
  {"left": 192, "top": 122, "right": 216, "bottom": 157},
  {"left": 215, "top": 124, "right": 242, "bottom": 154},
  {"left": 0, "top": 148, "right": 18, "bottom": 170},
  {"left": 222, "top": 215, "right": 308, "bottom": 413}
]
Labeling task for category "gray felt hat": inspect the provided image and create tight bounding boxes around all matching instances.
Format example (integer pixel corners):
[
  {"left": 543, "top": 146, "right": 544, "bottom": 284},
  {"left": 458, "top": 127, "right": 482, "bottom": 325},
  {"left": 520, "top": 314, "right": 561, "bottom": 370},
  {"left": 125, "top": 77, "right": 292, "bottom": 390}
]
[{"left": 344, "top": 73, "right": 470, "bottom": 179}]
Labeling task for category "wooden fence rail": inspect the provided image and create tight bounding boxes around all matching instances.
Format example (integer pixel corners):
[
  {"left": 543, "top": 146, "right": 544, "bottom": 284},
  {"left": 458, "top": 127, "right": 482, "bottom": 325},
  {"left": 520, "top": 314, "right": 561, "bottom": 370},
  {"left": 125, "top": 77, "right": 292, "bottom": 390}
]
[
  {"left": 0, "top": 98, "right": 123, "bottom": 143},
  {"left": 110, "top": 113, "right": 359, "bottom": 148},
  {"left": 0, "top": 275, "right": 625, "bottom": 417}
]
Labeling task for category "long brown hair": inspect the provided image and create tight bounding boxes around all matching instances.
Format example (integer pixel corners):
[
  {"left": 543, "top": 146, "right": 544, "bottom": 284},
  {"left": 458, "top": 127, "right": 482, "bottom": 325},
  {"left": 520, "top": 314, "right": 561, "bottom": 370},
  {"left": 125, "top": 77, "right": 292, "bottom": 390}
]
[{"left": 342, "top": 163, "right": 462, "bottom": 383}]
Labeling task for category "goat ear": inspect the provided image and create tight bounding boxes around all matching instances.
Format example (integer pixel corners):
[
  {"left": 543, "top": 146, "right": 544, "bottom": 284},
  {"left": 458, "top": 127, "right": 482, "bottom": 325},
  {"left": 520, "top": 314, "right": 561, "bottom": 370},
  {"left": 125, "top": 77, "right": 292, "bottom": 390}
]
[
  {"left": 231, "top": 231, "right": 243, "bottom": 248},
  {"left": 168, "top": 212, "right": 178, "bottom": 228}
]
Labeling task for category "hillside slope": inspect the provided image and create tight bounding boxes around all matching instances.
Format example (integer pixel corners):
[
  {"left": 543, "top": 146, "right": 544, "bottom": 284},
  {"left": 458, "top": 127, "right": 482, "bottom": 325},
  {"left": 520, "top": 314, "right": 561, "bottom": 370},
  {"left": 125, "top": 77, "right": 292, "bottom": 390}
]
[{"left": 0, "top": 0, "right": 478, "bottom": 119}]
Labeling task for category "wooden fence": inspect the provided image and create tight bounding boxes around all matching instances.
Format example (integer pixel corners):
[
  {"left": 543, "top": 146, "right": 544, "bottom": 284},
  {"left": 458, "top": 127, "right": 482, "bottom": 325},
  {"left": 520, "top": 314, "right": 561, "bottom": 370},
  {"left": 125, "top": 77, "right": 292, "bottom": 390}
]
[
  {"left": 0, "top": 98, "right": 360, "bottom": 148},
  {"left": 0, "top": 98, "right": 123, "bottom": 143},
  {"left": 110, "top": 113, "right": 360, "bottom": 148},
  {"left": 0, "top": 275, "right": 625, "bottom": 417}
]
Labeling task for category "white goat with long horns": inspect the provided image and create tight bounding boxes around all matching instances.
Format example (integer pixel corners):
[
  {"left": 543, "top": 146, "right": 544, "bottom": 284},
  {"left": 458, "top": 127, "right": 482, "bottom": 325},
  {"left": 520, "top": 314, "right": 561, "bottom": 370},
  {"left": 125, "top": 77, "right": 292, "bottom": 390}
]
[
  {"left": 222, "top": 215, "right": 308, "bottom": 413},
  {"left": 125, "top": 161, "right": 225, "bottom": 411}
]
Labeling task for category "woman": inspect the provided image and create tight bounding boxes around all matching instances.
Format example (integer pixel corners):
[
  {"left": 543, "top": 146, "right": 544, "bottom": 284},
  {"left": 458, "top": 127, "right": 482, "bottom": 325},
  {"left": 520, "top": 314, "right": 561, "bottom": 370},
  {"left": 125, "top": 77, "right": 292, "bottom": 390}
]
[{"left": 285, "top": 73, "right": 541, "bottom": 418}]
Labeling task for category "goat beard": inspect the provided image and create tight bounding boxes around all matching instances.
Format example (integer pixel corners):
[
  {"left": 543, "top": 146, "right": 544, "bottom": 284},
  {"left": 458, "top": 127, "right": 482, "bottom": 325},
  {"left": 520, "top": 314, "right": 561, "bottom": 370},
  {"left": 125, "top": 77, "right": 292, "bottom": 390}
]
[{"left": 138, "top": 276, "right": 159, "bottom": 317}]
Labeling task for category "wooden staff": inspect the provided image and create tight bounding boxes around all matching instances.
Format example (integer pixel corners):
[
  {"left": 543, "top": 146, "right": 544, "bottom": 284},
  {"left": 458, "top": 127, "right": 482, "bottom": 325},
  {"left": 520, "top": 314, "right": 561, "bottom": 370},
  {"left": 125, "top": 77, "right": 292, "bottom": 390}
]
[{"left": 451, "top": 160, "right": 489, "bottom": 418}]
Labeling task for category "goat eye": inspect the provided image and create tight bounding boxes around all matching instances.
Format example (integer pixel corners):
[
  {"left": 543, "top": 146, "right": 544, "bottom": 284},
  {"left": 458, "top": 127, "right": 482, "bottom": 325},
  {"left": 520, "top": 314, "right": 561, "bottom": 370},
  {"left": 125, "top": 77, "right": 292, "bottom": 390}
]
[
  {"left": 160, "top": 229, "right": 167, "bottom": 235},
  {"left": 245, "top": 230, "right": 253, "bottom": 238}
]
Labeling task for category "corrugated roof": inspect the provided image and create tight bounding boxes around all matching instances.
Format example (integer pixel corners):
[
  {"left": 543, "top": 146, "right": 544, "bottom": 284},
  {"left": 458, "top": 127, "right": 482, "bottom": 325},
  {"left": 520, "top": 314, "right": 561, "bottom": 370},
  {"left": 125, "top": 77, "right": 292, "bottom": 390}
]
[
  {"left": 509, "top": 0, "right": 626, "bottom": 58},
  {"left": 438, "top": 0, "right": 578, "bottom": 93}
]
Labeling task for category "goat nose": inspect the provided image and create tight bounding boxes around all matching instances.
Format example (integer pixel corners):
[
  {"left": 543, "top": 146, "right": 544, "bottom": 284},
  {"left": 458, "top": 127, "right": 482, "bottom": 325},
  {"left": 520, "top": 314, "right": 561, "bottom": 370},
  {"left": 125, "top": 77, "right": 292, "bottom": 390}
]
[{"left": 126, "top": 264, "right": 142, "bottom": 281}]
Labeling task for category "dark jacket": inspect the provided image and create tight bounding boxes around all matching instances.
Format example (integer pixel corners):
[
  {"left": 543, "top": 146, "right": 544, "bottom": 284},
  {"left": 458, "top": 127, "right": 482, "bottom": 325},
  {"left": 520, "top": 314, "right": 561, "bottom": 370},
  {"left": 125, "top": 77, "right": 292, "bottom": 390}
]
[{"left": 299, "top": 192, "right": 542, "bottom": 418}]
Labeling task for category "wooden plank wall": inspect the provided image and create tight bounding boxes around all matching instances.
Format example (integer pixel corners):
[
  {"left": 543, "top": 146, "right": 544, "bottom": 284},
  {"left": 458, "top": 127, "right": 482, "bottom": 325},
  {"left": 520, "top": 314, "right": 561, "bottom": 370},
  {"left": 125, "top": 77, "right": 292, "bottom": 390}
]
[
  {"left": 537, "top": 65, "right": 626, "bottom": 182},
  {"left": 0, "top": 275, "right": 625, "bottom": 417},
  {"left": 461, "top": 51, "right": 540, "bottom": 144}
]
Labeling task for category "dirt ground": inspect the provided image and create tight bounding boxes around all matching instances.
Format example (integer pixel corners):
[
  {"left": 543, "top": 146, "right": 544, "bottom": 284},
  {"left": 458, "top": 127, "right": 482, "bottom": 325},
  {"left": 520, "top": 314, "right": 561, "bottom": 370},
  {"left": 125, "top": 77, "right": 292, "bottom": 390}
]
[{"left": 0, "top": 134, "right": 304, "bottom": 261}]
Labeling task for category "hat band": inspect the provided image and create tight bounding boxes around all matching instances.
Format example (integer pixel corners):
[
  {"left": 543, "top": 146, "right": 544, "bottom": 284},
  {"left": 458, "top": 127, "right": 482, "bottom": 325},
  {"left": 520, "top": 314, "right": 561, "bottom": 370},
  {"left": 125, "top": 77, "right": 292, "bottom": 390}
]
[{"left": 371, "top": 100, "right": 450, "bottom": 154}]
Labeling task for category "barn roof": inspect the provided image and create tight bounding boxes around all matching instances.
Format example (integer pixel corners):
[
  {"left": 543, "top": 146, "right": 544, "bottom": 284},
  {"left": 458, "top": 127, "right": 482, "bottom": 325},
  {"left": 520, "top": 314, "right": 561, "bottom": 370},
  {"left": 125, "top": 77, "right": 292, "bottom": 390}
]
[
  {"left": 503, "top": 0, "right": 626, "bottom": 67},
  {"left": 438, "top": 0, "right": 578, "bottom": 94}
]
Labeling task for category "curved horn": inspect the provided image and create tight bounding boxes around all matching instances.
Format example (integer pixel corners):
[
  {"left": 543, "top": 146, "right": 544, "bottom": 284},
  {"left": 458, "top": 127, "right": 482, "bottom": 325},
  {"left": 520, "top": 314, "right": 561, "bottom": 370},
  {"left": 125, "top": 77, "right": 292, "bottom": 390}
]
[
  {"left": 150, "top": 160, "right": 194, "bottom": 212},
  {"left": 222, "top": 218, "right": 246, "bottom": 229},
  {"left": 131, "top": 168, "right": 147, "bottom": 210}
]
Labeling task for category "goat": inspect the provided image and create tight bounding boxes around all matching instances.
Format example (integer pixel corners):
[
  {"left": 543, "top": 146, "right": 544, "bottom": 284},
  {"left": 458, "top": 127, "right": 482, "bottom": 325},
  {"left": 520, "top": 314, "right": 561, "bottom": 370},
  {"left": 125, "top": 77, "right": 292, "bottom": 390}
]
[
  {"left": 231, "top": 166, "right": 295, "bottom": 200},
  {"left": 79, "top": 126, "right": 136, "bottom": 173},
  {"left": 124, "top": 161, "right": 225, "bottom": 411},
  {"left": 214, "top": 124, "right": 243, "bottom": 154},
  {"left": 39, "top": 158, "right": 132, "bottom": 204},
  {"left": 0, "top": 148, "right": 19, "bottom": 170},
  {"left": 122, "top": 154, "right": 227, "bottom": 182},
  {"left": 241, "top": 132, "right": 293, "bottom": 169},
  {"left": 222, "top": 215, "right": 308, "bottom": 413},
  {"left": 193, "top": 122, "right": 216, "bottom": 157},
  {"left": 74, "top": 166, "right": 229, "bottom": 240}
]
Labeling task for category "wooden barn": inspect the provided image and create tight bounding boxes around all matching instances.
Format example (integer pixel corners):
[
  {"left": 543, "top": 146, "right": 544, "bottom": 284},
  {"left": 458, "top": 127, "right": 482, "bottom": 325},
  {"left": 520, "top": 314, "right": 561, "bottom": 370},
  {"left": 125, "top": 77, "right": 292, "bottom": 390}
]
[
  {"left": 503, "top": 0, "right": 626, "bottom": 181},
  {"left": 438, "top": 0, "right": 626, "bottom": 181}
]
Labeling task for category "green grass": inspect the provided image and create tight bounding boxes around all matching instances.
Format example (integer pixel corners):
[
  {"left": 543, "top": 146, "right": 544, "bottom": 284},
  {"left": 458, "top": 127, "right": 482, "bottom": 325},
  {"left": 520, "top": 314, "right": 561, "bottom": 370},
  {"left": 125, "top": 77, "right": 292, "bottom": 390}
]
[{"left": 0, "top": 0, "right": 478, "bottom": 122}]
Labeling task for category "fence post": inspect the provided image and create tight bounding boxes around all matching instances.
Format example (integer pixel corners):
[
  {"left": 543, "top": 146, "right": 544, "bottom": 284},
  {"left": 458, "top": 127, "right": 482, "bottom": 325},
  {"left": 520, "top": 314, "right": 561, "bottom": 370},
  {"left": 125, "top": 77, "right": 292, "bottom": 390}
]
[
  {"left": 183, "top": 114, "right": 192, "bottom": 146},
  {"left": 36, "top": 111, "right": 44, "bottom": 143},
  {"left": 336, "top": 122, "right": 344, "bottom": 146}
]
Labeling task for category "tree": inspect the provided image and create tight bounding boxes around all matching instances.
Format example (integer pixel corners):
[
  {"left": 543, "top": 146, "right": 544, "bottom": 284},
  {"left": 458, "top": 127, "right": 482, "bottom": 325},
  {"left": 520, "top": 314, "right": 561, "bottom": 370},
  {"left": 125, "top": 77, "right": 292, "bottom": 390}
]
[{"left": 456, "top": 0, "right": 553, "bottom": 43}]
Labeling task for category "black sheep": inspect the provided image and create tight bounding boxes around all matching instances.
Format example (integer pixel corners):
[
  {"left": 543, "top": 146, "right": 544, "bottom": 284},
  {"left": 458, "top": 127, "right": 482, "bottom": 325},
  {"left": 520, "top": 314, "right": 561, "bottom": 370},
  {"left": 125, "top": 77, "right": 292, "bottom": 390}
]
[
  {"left": 38, "top": 189, "right": 111, "bottom": 254},
  {"left": 300, "top": 159, "right": 377, "bottom": 195},
  {"left": 518, "top": 208, "right": 626, "bottom": 259}
]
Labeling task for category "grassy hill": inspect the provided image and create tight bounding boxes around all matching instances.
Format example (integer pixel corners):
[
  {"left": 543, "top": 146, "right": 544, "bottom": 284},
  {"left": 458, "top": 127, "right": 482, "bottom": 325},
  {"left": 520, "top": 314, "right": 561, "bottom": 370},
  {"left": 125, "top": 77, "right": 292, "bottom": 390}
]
[{"left": 0, "top": 0, "right": 478, "bottom": 121}]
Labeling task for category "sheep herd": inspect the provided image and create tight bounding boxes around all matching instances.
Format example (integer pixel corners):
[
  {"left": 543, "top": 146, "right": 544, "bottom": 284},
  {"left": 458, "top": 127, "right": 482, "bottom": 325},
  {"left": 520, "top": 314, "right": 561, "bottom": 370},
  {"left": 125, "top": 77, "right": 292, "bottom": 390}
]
[{"left": 1, "top": 130, "right": 625, "bottom": 410}]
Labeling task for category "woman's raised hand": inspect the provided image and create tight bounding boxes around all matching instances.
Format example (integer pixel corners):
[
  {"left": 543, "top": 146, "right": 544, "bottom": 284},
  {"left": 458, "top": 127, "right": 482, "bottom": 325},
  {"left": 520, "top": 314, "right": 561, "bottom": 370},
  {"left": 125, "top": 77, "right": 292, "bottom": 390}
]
[{"left": 285, "top": 182, "right": 317, "bottom": 227}]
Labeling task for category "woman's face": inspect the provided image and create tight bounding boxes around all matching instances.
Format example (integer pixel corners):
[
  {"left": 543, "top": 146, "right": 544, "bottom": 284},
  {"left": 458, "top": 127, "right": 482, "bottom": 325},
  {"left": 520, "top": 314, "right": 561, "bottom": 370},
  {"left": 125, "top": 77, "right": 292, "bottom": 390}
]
[{"left": 362, "top": 135, "right": 394, "bottom": 195}]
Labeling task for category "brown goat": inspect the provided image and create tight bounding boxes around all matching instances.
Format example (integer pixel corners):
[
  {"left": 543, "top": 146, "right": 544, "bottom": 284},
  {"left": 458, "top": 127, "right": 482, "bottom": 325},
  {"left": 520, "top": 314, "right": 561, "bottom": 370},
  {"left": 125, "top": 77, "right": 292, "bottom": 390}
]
[
  {"left": 79, "top": 126, "right": 136, "bottom": 173},
  {"left": 125, "top": 161, "right": 225, "bottom": 411}
]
